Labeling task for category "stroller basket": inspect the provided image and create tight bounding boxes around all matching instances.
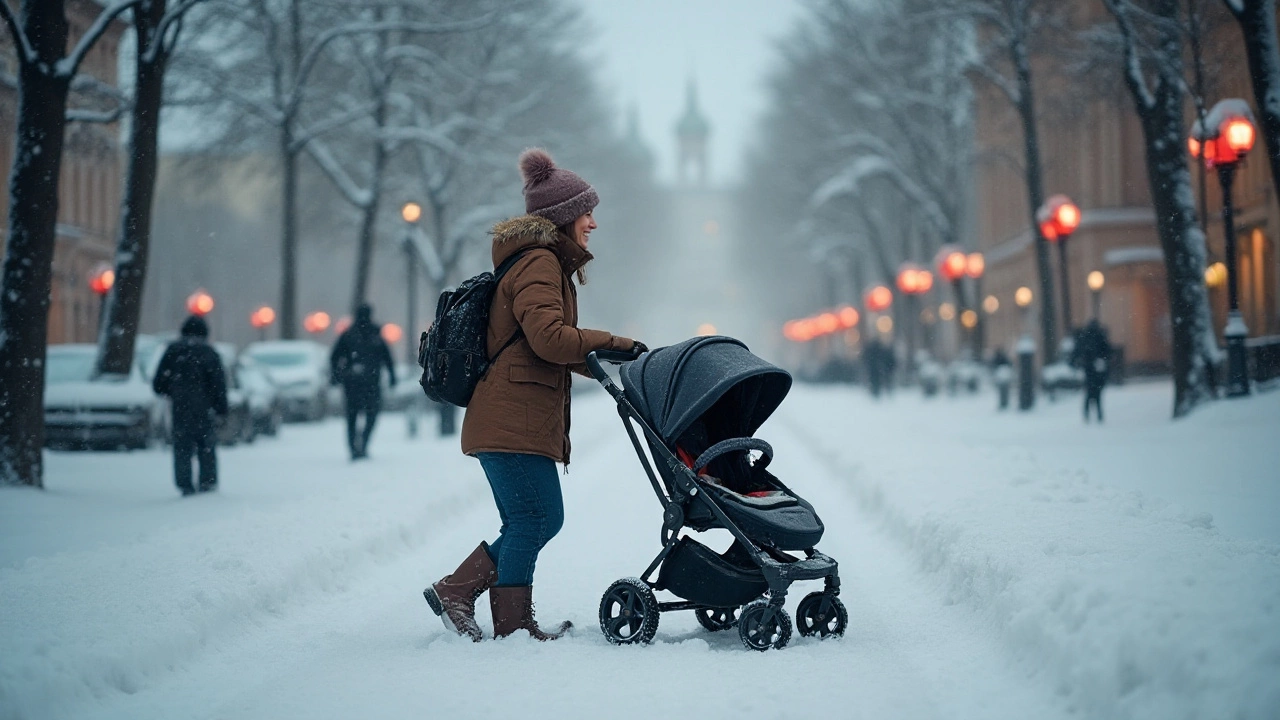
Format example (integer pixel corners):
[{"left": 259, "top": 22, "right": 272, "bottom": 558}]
[{"left": 655, "top": 537, "right": 768, "bottom": 608}]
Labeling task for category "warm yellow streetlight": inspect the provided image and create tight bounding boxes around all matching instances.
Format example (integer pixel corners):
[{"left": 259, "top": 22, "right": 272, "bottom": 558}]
[
  {"left": 960, "top": 309, "right": 978, "bottom": 329},
  {"left": 938, "top": 302, "right": 956, "bottom": 321},
  {"left": 1204, "top": 262, "right": 1227, "bottom": 288},
  {"left": 401, "top": 202, "right": 422, "bottom": 224},
  {"left": 696, "top": 323, "right": 717, "bottom": 336},
  {"left": 1015, "top": 286, "right": 1033, "bottom": 308},
  {"left": 875, "top": 316, "right": 894, "bottom": 334},
  {"left": 1087, "top": 271, "right": 1105, "bottom": 291},
  {"left": 982, "top": 295, "right": 999, "bottom": 314}
]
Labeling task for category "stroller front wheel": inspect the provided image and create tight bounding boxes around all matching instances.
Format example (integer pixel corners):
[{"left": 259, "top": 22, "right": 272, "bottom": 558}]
[
  {"left": 694, "top": 607, "right": 738, "bottom": 632},
  {"left": 738, "top": 600, "right": 792, "bottom": 651},
  {"left": 599, "top": 578, "right": 660, "bottom": 645},
  {"left": 795, "top": 592, "right": 848, "bottom": 639}
]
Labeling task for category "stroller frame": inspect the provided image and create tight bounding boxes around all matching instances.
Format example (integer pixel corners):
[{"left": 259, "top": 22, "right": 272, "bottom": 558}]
[{"left": 587, "top": 350, "right": 841, "bottom": 649}]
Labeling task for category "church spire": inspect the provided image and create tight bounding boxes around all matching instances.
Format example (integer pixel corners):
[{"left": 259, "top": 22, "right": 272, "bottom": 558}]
[{"left": 675, "top": 77, "right": 710, "bottom": 186}]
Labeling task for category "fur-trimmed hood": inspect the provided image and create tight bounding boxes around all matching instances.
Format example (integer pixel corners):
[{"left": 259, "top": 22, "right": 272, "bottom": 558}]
[{"left": 490, "top": 214, "right": 591, "bottom": 277}]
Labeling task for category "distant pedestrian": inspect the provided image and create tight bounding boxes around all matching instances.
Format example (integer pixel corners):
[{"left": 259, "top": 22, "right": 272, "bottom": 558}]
[
  {"left": 990, "top": 349, "right": 1013, "bottom": 410},
  {"left": 330, "top": 304, "right": 396, "bottom": 460},
  {"left": 864, "top": 339, "right": 893, "bottom": 398},
  {"left": 152, "top": 316, "right": 229, "bottom": 496},
  {"left": 1071, "top": 319, "right": 1112, "bottom": 423}
]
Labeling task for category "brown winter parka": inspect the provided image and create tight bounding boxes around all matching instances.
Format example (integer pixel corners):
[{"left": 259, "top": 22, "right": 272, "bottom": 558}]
[{"left": 460, "top": 215, "right": 634, "bottom": 465}]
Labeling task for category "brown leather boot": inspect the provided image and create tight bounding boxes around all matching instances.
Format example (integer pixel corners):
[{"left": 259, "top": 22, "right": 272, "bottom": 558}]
[
  {"left": 490, "top": 585, "right": 572, "bottom": 641},
  {"left": 423, "top": 543, "right": 497, "bottom": 642}
]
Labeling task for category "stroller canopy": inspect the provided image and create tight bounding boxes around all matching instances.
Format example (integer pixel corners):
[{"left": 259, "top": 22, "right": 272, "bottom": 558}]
[{"left": 619, "top": 336, "right": 792, "bottom": 444}]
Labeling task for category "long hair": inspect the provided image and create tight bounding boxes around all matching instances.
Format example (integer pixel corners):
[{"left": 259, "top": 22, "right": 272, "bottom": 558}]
[{"left": 557, "top": 222, "right": 589, "bottom": 285}]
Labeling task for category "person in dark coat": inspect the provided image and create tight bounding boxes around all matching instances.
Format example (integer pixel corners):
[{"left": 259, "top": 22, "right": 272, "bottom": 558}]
[
  {"left": 330, "top": 304, "right": 396, "bottom": 460},
  {"left": 1071, "top": 319, "right": 1112, "bottom": 423},
  {"left": 152, "top": 316, "right": 229, "bottom": 496}
]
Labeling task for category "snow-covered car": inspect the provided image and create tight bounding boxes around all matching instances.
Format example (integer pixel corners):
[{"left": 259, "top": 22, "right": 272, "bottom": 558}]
[
  {"left": 236, "top": 356, "right": 283, "bottom": 437},
  {"left": 244, "top": 340, "right": 330, "bottom": 422},
  {"left": 43, "top": 344, "right": 157, "bottom": 451},
  {"left": 213, "top": 343, "right": 256, "bottom": 445}
]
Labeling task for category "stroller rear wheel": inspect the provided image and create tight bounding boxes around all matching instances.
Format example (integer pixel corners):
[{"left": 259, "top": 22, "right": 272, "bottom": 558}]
[
  {"left": 599, "top": 578, "right": 659, "bottom": 645},
  {"left": 694, "top": 607, "right": 738, "bottom": 632},
  {"left": 738, "top": 600, "right": 792, "bottom": 651},
  {"left": 795, "top": 592, "right": 848, "bottom": 639}
]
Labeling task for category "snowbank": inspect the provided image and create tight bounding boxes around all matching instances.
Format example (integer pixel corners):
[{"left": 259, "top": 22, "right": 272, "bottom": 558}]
[
  {"left": 781, "top": 383, "right": 1280, "bottom": 720},
  {"left": 0, "top": 420, "right": 489, "bottom": 720}
]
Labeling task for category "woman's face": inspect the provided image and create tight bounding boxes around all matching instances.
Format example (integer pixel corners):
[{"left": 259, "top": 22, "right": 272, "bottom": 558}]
[{"left": 571, "top": 211, "right": 597, "bottom": 250}]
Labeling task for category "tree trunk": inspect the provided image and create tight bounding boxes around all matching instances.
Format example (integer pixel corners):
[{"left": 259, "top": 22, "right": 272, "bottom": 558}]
[
  {"left": 0, "top": 3, "right": 72, "bottom": 487},
  {"left": 351, "top": 94, "right": 389, "bottom": 310},
  {"left": 1227, "top": 0, "right": 1280, "bottom": 204},
  {"left": 280, "top": 137, "right": 299, "bottom": 339},
  {"left": 96, "top": 0, "right": 168, "bottom": 376},
  {"left": 1129, "top": 7, "right": 1219, "bottom": 417},
  {"left": 1013, "top": 40, "right": 1058, "bottom": 356}
]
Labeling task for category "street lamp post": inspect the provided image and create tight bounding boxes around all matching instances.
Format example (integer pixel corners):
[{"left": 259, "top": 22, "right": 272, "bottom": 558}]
[
  {"left": 1087, "top": 271, "right": 1105, "bottom": 322},
  {"left": 1189, "top": 99, "right": 1257, "bottom": 397},
  {"left": 1037, "top": 195, "right": 1081, "bottom": 342},
  {"left": 896, "top": 263, "right": 933, "bottom": 379},
  {"left": 401, "top": 201, "right": 425, "bottom": 437},
  {"left": 88, "top": 263, "right": 114, "bottom": 337},
  {"left": 1015, "top": 286, "right": 1035, "bottom": 411},
  {"left": 966, "top": 252, "right": 985, "bottom": 358},
  {"left": 936, "top": 247, "right": 968, "bottom": 359}
]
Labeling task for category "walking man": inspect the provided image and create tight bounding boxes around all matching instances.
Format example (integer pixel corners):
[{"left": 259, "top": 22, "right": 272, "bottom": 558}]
[
  {"left": 330, "top": 304, "right": 396, "bottom": 459},
  {"left": 1072, "top": 319, "right": 1112, "bottom": 423},
  {"left": 153, "top": 316, "right": 229, "bottom": 495}
]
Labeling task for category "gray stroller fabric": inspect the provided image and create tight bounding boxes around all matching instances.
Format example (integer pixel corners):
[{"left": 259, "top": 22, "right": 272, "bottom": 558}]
[{"left": 619, "top": 336, "right": 792, "bottom": 443}]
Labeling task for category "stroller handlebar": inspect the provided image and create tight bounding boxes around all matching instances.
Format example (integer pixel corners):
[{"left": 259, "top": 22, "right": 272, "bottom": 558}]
[{"left": 585, "top": 348, "right": 642, "bottom": 397}]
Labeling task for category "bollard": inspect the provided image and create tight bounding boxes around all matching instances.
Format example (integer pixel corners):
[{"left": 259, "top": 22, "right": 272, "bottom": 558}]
[{"left": 1017, "top": 334, "right": 1036, "bottom": 411}]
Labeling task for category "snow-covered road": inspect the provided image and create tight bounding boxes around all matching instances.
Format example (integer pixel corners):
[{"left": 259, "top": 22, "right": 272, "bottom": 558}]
[{"left": 3, "top": 382, "right": 1278, "bottom": 720}]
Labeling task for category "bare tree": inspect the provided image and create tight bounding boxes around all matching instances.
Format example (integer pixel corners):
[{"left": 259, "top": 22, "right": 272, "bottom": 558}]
[
  {"left": 945, "top": 0, "right": 1065, "bottom": 354},
  {"left": 170, "top": 0, "right": 485, "bottom": 337},
  {"left": 1222, "top": 0, "right": 1280, "bottom": 203},
  {"left": 1102, "top": 0, "right": 1220, "bottom": 417},
  {"left": 94, "top": 0, "right": 204, "bottom": 378},
  {"left": 0, "top": 0, "right": 142, "bottom": 487}
]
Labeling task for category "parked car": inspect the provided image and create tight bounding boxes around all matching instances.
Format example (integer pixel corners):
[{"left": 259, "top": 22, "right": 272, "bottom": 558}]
[
  {"left": 213, "top": 342, "right": 256, "bottom": 445},
  {"left": 236, "top": 356, "right": 283, "bottom": 437},
  {"left": 243, "top": 340, "right": 330, "bottom": 422},
  {"left": 44, "top": 344, "right": 158, "bottom": 451},
  {"left": 383, "top": 362, "right": 421, "bottom": 411}
]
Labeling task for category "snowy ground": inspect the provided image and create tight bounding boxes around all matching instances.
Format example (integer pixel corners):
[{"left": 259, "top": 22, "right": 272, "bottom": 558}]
[{"left": 2, "top": 381, "right": 1278, "bottom": 720}]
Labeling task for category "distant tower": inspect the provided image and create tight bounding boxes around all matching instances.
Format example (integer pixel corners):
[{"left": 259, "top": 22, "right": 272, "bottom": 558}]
[{"left": 675, "top": 78, "right": 710, "bottom": 186}]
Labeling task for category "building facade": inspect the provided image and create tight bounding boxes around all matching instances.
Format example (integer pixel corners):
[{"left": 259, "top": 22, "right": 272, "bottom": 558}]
[
  {"left": 976, "top": 5, "right": 1278, "bottom": 375},
  {"left": 0, "top": 0, "right": 125, "bottom": 345}
]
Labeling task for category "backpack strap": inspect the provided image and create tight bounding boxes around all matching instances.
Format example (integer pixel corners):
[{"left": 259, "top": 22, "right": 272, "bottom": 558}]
[{"left": 489, "top": 248, "right": 535, "bottom": 364}]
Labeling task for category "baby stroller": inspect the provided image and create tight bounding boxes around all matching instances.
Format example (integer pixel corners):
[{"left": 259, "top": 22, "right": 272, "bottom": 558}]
[{"left": 587, "top": 336, "right": 845, "bottom": 651}]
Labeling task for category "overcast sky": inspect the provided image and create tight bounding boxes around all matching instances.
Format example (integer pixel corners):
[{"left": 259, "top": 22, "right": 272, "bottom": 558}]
[{"left": 575, "top": 0, "right": 804, "bottom": 187}]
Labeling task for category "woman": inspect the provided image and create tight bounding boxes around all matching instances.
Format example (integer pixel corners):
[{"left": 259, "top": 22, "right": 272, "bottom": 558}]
[{"left": 423, "top": 148, "right": 644, "bottom": 642}]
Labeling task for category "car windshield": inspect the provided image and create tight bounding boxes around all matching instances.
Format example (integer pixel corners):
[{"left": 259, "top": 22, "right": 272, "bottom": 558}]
[
  {"left": 45, "top": 351, "right": 96, "bottom": 384},
  {"left": 250, "top": 352, "right": 309, "bottom": 368}
]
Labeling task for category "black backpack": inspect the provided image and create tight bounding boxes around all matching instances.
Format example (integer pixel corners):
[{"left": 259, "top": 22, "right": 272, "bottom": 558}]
[{"left": 418, "top": 249, "right": 531, "bottom": 406}]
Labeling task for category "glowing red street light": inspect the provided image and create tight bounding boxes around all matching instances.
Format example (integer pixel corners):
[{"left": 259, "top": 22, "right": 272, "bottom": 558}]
[
  {"left": 965, "top": 252, "right": 985, "bottom": 279},
  {"left": 303, "top": 311, "right": 331, "bottom": 334},
  {"left": 250, "top": 306, "right": 275, "bottom": 329},
  {"left": 381, "top": 323, "right": 404, "bottom": 344},
  {"left": 187, "top": 289, "right": 215, "bottom": 316},
  {"left": 837, "top": 305, "right": 860, "bottom": 329},
  {"left": 935, "top": 247, "right": 968, "bottom": 283},
  {"left": 88, "top": 264, "right": 114, "bottom": 296},
  {"left": 1037, "top": 194, "right": 1082, "bottom": 332},
  {"left": 865, "top": 285, "right": 893, "bottom": 313},
  {"left": 334, "top": 316, "right": 352, "bottom": 335}
]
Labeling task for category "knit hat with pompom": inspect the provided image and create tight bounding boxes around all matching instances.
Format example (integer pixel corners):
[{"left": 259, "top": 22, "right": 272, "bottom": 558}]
[{"left": 518, "top": 148, "right": 599, "bottom": 227}]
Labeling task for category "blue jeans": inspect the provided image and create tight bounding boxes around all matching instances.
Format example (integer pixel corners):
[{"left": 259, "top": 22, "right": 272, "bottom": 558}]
[{"left": 477, "top": 452, "right": 564, "bottom": 586}]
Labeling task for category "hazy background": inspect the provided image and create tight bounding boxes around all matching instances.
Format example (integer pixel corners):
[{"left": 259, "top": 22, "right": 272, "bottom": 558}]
[{"left": 577, "top": 0, "right": 804, "bottom": 186}]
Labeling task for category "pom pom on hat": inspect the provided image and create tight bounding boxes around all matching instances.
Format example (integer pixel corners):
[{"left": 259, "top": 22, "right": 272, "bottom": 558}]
[
  {"left": 519, "top": 147, "right": 557, "bottom": 187},
  {"left": 518, "top": 147, "right": 598, "bottom": 226}
]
